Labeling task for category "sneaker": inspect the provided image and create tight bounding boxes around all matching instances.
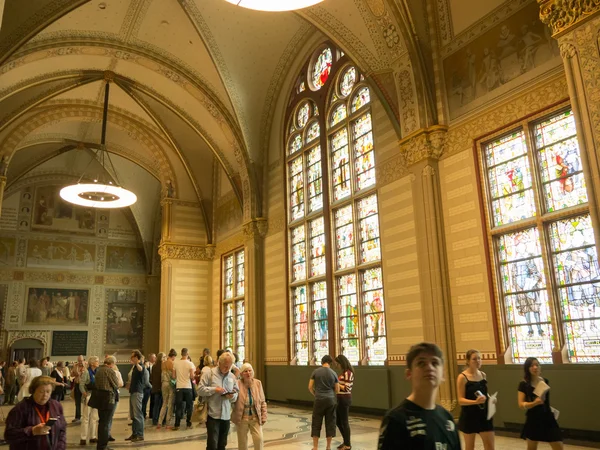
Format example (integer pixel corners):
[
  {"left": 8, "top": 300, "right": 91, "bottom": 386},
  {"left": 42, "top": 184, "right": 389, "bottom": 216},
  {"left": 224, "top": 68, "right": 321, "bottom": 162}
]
[
  {"left": 72, "top": 419, "right": 81, "bottom": 423},
  {"left": 90, "top": 439, "right": 98, "bottom": 443},
  {"left": 172, "top": 426, "right": 179, "bottom": 431},
  {"left": 109, "top": 436, "right": 115, "bottom": 441},
  {"left": 125, "top": 435, "right": 135, "bottom": 441},
  {"left": 79, "top": 440, "right": 86, "bottom": 446},
  {"left": 131, "top": 436, "right": 144, "bottom": 442},
  {"left": 186, "top": 423, "right": 193, "bottom": 429}
]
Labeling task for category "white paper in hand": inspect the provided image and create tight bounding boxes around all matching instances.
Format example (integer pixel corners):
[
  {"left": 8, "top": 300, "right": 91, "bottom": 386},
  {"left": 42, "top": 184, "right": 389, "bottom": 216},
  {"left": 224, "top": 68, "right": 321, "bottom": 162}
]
[
  {"left": 487, "top": 392, "right": 498, "bottom": 420},
  {"left": 551, "top": 406, "right": 560, "bottom": 421},
  {"left": 533, "top": 379, "right": 550, "bottom": 399}
]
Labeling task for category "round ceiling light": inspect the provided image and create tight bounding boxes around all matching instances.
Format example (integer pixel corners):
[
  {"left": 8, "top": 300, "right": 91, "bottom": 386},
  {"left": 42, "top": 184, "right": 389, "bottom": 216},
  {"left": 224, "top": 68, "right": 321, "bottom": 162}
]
[
  {"left": 60, "top": 183, "right": 137, "bottom": 209},
  {"left": 224, "top": 0, "right": 324, "bottom": 11}
]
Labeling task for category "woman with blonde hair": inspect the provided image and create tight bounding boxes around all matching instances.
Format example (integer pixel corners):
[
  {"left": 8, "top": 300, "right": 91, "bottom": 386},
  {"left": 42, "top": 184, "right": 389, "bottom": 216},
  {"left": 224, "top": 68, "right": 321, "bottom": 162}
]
[
  {"left": 231, "top": 363, "right": 267, "bottom": 450},
  {"left": 157, "top": 349, "right": 177, "bottom": 429},
  {"left": 457, "top": 349, "right": 495, "bottom": 450}
]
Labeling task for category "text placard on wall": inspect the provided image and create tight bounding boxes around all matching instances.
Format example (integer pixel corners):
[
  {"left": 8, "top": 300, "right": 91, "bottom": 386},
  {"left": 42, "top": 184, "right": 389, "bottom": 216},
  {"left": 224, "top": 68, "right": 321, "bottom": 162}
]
[{"left": 51, "top": 331, "right": 88, "bottom": 356}]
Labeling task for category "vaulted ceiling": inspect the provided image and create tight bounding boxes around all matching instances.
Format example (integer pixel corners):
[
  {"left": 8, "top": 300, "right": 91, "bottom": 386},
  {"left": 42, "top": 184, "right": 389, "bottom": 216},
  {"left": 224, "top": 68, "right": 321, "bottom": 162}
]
[{"left": 0, "top": 0, "right": 504, "bottom": 244}]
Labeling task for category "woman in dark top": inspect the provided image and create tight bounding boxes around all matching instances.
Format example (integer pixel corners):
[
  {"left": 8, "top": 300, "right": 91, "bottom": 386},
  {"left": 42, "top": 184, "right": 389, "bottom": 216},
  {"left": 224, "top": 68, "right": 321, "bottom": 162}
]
[
  {"left": 50, "top": 362, "right": 67, "bottom": 401},
  {"left": 334, "top": 355, "right": 354, "bottom": 450},
  {"left": 517, "top": 357, "right": 563, "bottom": 449},
  {"left": 457, "top": 349, "right": 495, "bottom": 449}
]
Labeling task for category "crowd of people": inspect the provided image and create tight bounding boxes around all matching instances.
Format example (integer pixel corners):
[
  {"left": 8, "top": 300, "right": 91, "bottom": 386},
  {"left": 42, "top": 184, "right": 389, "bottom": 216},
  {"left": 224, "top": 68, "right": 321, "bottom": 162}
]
[{"left": 0, "top": 342, "right": 565, "bottom": 450}]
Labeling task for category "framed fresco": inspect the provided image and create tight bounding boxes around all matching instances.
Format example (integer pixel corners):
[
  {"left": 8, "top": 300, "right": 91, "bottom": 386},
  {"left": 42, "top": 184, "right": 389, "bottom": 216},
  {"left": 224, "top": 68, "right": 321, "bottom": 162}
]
[
  {"left": 32, "top": 185, "right": 96, "bottom": 234},
  {"left": 25, "top": 287, "right": 89, "bottom": 325},
  {"left": 0, "top": 238, "right": 16, "bottom": 267},
  {"left": 26, "top": 239, "right": 95, "bottom": 271},
  {"left": 104, "top": 289, "right": 145, "bottom": 354},
  {"left": 106, "top": 246, "right": 146, "bottom": 273}
]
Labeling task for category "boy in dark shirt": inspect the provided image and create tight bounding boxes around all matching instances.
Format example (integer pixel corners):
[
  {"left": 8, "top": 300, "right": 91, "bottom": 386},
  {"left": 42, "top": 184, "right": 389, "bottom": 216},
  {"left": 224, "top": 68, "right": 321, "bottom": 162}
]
[{"left": 378, "top": 342, "right": 460, "bottom": 450}]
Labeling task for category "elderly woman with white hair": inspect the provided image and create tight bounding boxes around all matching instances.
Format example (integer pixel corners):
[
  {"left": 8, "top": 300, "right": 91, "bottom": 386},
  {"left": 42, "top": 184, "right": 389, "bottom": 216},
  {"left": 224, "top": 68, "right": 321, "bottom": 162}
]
[
  {"left": 231, "top": 363, "right": 267, "bottom": 450},
  {"left": 198, "top": 352, "right": 239, "bottom": 450},
  {"left": 79, "top": 356, "right": 100, "bottom": 446}
]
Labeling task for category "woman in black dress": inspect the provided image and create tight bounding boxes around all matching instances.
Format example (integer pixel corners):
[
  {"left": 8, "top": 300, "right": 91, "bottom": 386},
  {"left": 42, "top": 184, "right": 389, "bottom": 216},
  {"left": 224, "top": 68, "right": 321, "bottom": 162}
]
[
  {"left": 457, "top": 349, "right": 495, "bottom": 450},
  {"left": 50, "top": 361, "right": 68, "bottom": 401},
  {"left": 517, "top": 357, "right": 563, "bottom": 449}
]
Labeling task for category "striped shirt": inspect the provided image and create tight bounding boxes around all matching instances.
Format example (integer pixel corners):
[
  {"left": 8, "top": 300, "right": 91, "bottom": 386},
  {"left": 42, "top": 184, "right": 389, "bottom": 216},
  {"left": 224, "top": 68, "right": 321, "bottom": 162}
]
[{"left": 338, "top": 370, "right": 354, "bottom": 396}]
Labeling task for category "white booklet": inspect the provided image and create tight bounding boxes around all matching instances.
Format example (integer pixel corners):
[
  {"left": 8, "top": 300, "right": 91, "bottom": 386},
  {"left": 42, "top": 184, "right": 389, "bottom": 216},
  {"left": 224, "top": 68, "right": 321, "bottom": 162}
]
[
  {"left": 487, "top": 392, "right": 498, "bottom": 420},
  {"left": 533, "top": 379, "right": 550, "bottom": 399},
  {"left": 551, "top": 406, "right": 560, "bottom": 421}
]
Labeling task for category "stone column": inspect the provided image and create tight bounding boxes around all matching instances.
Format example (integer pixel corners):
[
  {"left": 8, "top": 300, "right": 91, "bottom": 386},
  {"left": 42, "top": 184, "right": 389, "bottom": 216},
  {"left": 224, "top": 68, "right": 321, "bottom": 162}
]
[
  {"left": 242, "top": 218, "right": 268, "bottom": 382},
  {"left": 538, "top": 1, "right": 600, "bottom": 250},
  {"left": 401, "top": 126, "right": 458, "bottom": 413},
  {"left": 0, "top": 176, "right": 6, "bottom": 217}
]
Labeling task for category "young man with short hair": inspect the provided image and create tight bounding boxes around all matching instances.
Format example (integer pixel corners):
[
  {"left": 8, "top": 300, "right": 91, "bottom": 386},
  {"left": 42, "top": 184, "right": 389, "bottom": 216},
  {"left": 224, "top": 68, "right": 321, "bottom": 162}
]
[
  {"left": 378, "top": 342, "right": 460, "bottom": 450},
  {"left": 127, "top": 350, "right": 145, "bottom": 442},
  {"left": 172, "top": 348, "right": 195, "bottom": 430}
]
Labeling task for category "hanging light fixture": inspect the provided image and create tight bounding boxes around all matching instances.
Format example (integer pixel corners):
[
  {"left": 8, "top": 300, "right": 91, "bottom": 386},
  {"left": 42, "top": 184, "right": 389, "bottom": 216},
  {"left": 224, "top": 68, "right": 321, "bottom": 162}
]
[
  {"left": 60, "top": 73, "right": 137, "bottom": 209},
  {"left": 224, "top": 0, "right": 324, "bottom": 12}
]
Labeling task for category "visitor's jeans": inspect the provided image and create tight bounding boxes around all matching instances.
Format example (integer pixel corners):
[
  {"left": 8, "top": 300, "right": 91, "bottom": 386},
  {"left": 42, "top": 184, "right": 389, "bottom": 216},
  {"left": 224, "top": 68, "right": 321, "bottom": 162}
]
[
  {"left": 97, "top": 403, "right": 116, "bottom": 450},
  {"left": 336, "top": 395, "right": 352, "bottom": 446},
  {"left": 152, "top": 392, "right": 163, "bottom": 425},
  {"left": 130, "top": 392, "right": 144, "bottom": 437},
  {"left": 206, "top": 415, "right": 231, "bottom": 450},
  {"left": 74, "top": 387, "right": 82, "bottom": 420},
  {"left": 311, "top": 397, "right": 336, "bottom": 438},
  {"left": 175, "top": 388, "right": 193, "bottom": 426}
]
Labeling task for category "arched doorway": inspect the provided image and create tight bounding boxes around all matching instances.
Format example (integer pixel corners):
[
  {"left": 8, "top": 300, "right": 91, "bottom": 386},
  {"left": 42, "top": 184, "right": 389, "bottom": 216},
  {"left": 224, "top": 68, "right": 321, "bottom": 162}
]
[{"left": 10, "top": 338, "right": 43, "bottom": 363}]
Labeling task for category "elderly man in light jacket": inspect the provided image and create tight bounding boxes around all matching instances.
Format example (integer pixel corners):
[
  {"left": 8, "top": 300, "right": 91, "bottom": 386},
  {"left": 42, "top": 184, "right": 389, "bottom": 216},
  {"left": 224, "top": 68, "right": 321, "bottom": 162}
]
[{"left": 198, "top": 352, "right": 239, "bottom": 450}]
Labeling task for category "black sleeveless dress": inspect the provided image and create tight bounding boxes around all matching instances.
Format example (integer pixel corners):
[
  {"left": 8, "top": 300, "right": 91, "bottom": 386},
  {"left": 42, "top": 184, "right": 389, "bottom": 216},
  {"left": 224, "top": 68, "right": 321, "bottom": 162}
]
[
  {"left": 458, "top": 373, "right": 494, "bottom": 433},
  {"left": 518, "top": 378, "right": 562, "bottom": 442}
]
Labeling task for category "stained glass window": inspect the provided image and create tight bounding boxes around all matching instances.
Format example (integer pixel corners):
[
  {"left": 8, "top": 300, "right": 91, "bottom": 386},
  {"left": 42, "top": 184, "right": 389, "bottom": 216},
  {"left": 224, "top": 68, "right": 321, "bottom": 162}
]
[
  {"left": 482, "top": 108, "right": 598, "bottom": 364},
  {"left": 353, "top": 113, "right": 376, "bottom": 190},
  {"left": 331, "top": 129, "right": 351, "bottom": 201},
  {"left": 297, "top": 102, "right": 310, "bottom": 128},
  {"left": 289, "top": 156, "right": 304, "bottom": 222},
  {"left": 310, "top": 216, "right": 326, "bottom": 277},
  {"left": 334, "top": 205, "right": 355, "bottom": 270},
  {"left": 340, "top": 67, "right": 357, "bottom": 97},
  {"left": 222, "top": 249, "right": 245, "bottom": 361},
  {"left": 351, "top": 87, "right": 370, "bottom": 112},
  {"left": 534, "top": 110, "right": 588, "bottom": 212},
  {"left": 312, "top": 281, "right": 329, "bottom": 362},
  {"left": 289, "top": 134, "right": 302, "bottom": 155},
  {"left": 307, "top": 146, "right": 323, "bottom": 213},
  {"left": 287, "top": 48, "right": 387, "bottom": 366},
  {"left": 293, "top": 285, "right": 309, "bottom": 365},
  {"left": 312, "top": 47, "right": 332, "bottom": 90},
  {"left": 549, "top": 215, "right": 600, "bottom": 362},
  {"left": 358, "top": 195, "right": 381, "bottom": 264},
  {"left": 291, "top": 225, "right": 306, "bottom": 282},
  {"left": 338, "top": 274, "right": 360, "bottom": 365},
  {"left": 306, "top": 122, "right": 320, "bottom": 144},
  {"left": 484, "top": 130, "right": 536, "bottom": 227},
  {"left": 362, "top": 268, "right": 387, "bottom": 365}
]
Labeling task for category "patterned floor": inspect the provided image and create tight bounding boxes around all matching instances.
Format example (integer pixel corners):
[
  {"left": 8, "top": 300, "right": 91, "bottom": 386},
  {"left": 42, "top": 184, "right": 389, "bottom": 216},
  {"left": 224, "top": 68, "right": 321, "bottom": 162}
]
[{"left": 0, "top": 399, "right": 597, "bottom": 449}]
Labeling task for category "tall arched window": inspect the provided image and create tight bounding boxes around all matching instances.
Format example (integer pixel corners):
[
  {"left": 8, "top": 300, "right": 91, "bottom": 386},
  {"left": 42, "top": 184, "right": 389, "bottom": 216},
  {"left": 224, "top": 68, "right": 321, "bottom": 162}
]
[
  {"left": 286, "top": 45, "right": 388, "bottom": 366},
  {"left": 222, "top": 248, "right": 245, "bottom": 362},
  {"left": 478, "top": 107, "right": 600, "bottom": 363}
]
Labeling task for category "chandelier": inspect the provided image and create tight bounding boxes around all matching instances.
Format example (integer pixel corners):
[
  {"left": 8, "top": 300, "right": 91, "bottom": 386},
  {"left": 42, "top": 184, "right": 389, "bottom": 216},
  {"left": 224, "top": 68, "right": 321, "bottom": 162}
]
[
  {"left": 60, "top": 74, "right": 137, "bottom": 209},
  {"left": 224, "top": 0, "right": 324, "bottom": 11}
]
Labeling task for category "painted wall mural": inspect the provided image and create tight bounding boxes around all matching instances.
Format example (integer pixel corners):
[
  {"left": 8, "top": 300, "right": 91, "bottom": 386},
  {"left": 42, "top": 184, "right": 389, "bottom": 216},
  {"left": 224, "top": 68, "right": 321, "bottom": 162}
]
[
  {"left": 106, "top": 246, "right": 146, "bottom": 273},
  {"left": 25, "top": 287, "right": 89, "bottom": 325},
  {"left": 32, "top": 185, "right": 96, "bottom": 234},
  {"left": 26, "top": 239, "right": 95, "bottom": 271},
  {"left": 0, "top": 238, "right": 16, "bottom": 267},
  {"left": 105, "top": 289, "right": 145, "bottom": 354},
  {"left": 443, "top": 1, "right": 561, "bottom": 119}
]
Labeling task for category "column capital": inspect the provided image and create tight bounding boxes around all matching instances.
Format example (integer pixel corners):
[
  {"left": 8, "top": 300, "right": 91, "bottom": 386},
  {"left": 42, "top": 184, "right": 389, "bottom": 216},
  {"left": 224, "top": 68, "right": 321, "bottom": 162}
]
[
  {"left": 158, "top": 242, "right": 215, "bottom": 261},
  {"left": 399, "top": 126, "right": 448, "bottom": 167},
  {"left": 242, "top": 218, "right": 268, "bottom": 242},
  {"left": 538, "top": 0, "right": 600, "bottom": 37}
]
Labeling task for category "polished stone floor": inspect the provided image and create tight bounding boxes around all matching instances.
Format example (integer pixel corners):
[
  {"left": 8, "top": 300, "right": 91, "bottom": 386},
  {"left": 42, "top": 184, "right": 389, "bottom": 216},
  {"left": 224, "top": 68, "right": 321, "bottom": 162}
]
[{"left": 0, "top": 398, "right": 597, "bottom": 449}]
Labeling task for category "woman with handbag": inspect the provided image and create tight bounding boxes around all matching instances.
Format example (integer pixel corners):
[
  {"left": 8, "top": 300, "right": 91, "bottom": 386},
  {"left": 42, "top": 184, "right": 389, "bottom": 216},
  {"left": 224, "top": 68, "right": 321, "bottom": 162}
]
[
  {"left": 231, "top": 363, "right": 267, "bottom": 450},
  {"left": 157, "top": 349, "right": 177, "bottom": 429}
]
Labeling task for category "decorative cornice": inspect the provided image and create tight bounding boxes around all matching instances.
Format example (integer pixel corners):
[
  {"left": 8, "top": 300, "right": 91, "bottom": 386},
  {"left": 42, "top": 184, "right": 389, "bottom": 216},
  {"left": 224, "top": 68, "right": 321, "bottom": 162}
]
[
  {"left": 538, "top": 0, "right": 600, "bottom": 37},
  {"left": 242, "top": 219, "right": 268, "bottom": 242},
  {"left": 158, "top": 242, "right": 215, "bottom": 261},
  {"left": 399, "top": 126, "right": 448, "bottom": 166}
]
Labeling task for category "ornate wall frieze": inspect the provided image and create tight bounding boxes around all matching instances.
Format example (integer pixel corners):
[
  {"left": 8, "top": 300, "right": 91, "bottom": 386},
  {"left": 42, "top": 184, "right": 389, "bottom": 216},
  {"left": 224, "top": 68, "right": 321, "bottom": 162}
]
[
  {"left": 243, "top": 219, "right": 268, "bottom": 242},
  {"left": 399, "top": 126, "right": 448, "bottom": 166},
  {"left": 158, "top": 242, "right": 215, "bottom": 261},
  {"left": 559, "top": 41, "right": 578, "bottom": 58},
  {"left": 6, "top": 330, "right": 50, "bottom": 350},
  {"left": 377, "top": 152, "right": 409, "bottom": 187},
  {"left": 538, "top": 0, "right": 600, "bottom": 37}
]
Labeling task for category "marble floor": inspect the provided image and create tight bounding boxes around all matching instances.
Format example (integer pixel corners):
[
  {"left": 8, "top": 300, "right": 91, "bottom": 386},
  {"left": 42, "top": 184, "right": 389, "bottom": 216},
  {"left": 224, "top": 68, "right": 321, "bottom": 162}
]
[{"left": 0, "top": 399, "right": 597, "bottom": 449}]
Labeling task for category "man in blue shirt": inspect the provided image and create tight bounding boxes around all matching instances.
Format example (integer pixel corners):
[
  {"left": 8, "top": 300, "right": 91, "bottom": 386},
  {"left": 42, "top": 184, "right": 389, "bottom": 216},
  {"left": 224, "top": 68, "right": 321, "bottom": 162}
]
[{"left": 198, "top": 352, "right": 239, "bottom": 450}]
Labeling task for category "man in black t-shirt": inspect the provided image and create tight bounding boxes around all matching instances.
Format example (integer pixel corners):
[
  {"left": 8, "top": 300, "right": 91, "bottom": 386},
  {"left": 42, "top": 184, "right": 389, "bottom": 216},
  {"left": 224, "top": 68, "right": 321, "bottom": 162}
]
[{"left": 378, "top": 342, "right": 460, "bottom": 450}]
